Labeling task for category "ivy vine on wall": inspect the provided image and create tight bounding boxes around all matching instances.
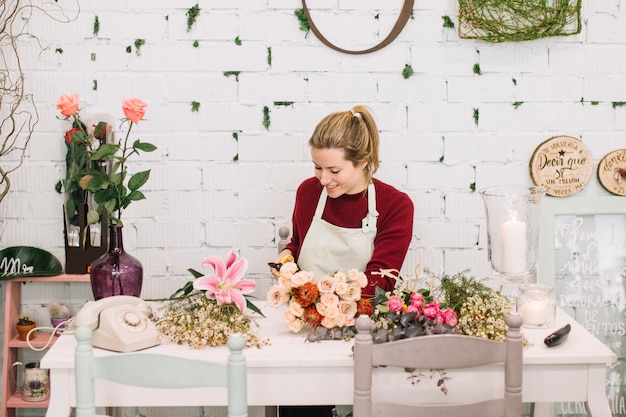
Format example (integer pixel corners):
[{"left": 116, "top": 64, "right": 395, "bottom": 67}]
[{"left": 458, "top": 0, "right": 582, "bottom": 43}]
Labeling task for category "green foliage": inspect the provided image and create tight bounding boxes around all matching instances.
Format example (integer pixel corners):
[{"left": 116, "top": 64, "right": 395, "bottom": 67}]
[
  {"left": 273, "top": 101, "right": 294, "bottom": 107},
  {"left": 439, "top": 271, "right": 491, "bottom": 316},
  {"left": 263, "top": 106, "right": 270, "bottom": 130},
  {"left": 469, "top": 182, "right": 476, "bottom": 192},
  {"left": 234, "top": 36, "right": 241, "bottom": 45},
  {"left": 232, "top": 132, "right": 239, "bottom": 141},
  {"left": 233, "top": 154, "right": 239, "bottom": 162},
  {"left": 193, "top": 40, "right": 199, "bottom": 48},
  {"left": 439, "top": 155, "right": 444, "bottom": 163},
  {"left": 512, "top": 78, "right": 517, "bottom": 85},
  {"left": 473, "top": 63, "right": 481, "bottom": 75},
  {"left": 223, "top": 71, "right": 240, "bottom": 81},
  {"left": 17, "top": 315, "right": 32, "bottom": 325},
  {"left": 442, "top": 15, "right": 454, "bottom": 28},
  {"left": 458, "top": 0, "right": 582, "bottom": 43},
  {"left": 512, "top": 101, "right": 523, "bottom": 108},
  {"left": 126, "top": 45, "right": 132, "bottom": 53},
  {"left": 93, "top": 16, "right": 100, "bottom": 36},
  {"left": 295, "top": 9, "right": 309, "bottom": 32},
  {"left": 612, "top": 102, "right": 626, "bottom": 108},
  {"left": 473, "top": 108, "right": 479, "bottom": 125},
  {"left": 186, "top": 4, "right": 200, "bottom": 32},
  {"left": 402, "top": 64, "right": 414, "bottom": 79},
  {"left": 267, "top": 47, "right": 272, "bottom": 66},
  {"left": 191, "top": 101, "right": 200, "bottom": 112},
  {"left": 55, "top": 48, "right": 63, "bottom": 54},
  {"left": 134, "top": 39, "right": 145, "bottom": 55},
  {"left": 92, "top": 80, "right": 98, "bottom": 91}
]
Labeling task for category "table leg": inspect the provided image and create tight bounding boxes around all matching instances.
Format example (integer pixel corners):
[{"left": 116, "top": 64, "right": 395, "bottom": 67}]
[
  {"left": 47, "top": 370, "right": 71, "bottom": 417},
  {"left": 585, "top": 365, "right": 612, "bottom": 417},
  {"left": 531, "top": 402, "right": 550, "bottom": 417}
]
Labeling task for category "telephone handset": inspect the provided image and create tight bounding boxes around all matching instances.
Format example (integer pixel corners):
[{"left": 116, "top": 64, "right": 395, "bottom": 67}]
[{"left": 74, "top": 295, "right": 161, "bottom": 352}]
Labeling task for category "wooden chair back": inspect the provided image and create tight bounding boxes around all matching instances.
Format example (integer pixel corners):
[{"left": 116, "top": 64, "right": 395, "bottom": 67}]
[
  {"left": 74, "top": 326, "right": 248, "bottom": 417},
  {"left": 353, "top": 313, "right": 523, "bottom": 417}
]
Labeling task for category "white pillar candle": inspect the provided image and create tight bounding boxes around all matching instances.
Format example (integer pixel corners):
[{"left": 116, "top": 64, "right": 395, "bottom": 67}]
[
  {"left": 500, "top": 210, "right": 527, "bottom": 274},
  {"left": 522, "top": 300, "right": 547, "bottom": 326}
]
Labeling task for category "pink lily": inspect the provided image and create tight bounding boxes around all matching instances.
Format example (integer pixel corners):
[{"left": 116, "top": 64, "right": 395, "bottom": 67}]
[{"left": 193, "top": 251, "right": 256, "bottom": 312}]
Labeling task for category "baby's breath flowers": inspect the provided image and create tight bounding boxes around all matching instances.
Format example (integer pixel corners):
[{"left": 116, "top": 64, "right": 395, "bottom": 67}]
[
  {"left": 438, "top": 270, "right": 514, "bottom": 342},
  {"left": 154, "top": 291, "right": 266, "bottom": 348}
]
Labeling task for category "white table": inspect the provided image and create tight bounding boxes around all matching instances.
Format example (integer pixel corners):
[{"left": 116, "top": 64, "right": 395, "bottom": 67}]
[{"left": 41, "top": 305, "right": 617, "bottom": 417}]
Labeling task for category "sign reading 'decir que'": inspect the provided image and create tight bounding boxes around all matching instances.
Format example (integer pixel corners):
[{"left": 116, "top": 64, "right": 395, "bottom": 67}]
[{"left": 529, "top": 135, "right": 594, "bottom": 197}]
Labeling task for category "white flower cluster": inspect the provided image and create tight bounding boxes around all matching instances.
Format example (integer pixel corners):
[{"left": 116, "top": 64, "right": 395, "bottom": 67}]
[
  {"left": 153, "top": 292, "right": 266, "bottom": 348},
  {"left": 457, "top": 291, "right": 513, "bottom": 341}
]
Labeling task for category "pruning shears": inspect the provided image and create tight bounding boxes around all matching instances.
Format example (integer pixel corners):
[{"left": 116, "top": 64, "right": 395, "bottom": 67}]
[{"left": 268, "top": 254, "right": 295, "bottom": 271}]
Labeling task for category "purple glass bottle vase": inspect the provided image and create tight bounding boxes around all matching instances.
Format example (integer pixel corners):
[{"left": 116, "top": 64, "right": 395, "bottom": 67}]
[{"left": 89, "top": 225, "right": 143, "bottom": 300}]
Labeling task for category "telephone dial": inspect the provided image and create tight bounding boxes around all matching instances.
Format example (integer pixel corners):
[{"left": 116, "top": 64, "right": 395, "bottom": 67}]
[{"left": 73, "top": 295, "right": 161, "bottom": 352}]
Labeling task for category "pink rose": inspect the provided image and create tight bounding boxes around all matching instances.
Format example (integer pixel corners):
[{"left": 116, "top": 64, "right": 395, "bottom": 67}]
[
  {"left": 387, "top": 295, "right": 404, "bottom": 312},
  {"left": 441, "top": 308, "right": 458, "bottom": 327},
  {"left": 57, "top": 94, "right": 79, "bottom": 117},
  {"left": 122, "top": 98, "right": 147, "bottom": 123},
  {"left": 422, "top": 301, "right": 440, "bottom": 321},
  {"left": 406, "top": 304, "right": 421, "bottom": 314},
  {"left": 409, "top": 292, "right": 425, "bottom": 309}
]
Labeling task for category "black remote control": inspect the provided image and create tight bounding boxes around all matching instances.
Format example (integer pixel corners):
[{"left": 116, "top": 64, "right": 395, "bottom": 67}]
[{"left": 544, "top": 323, "right": 571, "bottom": 347}]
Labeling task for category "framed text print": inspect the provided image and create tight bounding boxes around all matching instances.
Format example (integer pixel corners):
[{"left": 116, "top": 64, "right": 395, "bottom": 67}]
[{"left": 538, "top": 196, "right": 626, "bottom": 416}]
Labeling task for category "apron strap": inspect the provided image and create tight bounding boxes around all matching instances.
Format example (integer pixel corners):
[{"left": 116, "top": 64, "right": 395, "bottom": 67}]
[{"left": 362, "top": 183, "right": 378, "bottom": 233}]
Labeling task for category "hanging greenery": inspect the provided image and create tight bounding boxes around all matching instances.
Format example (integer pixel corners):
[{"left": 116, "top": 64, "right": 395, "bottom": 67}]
[{"left": 458, "top": 0, "right": 581, "bottom": 43}]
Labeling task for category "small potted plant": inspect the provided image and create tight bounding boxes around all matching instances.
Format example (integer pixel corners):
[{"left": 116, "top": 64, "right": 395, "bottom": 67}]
[
  {"left": 48, "top": 302, "right": 72, "bottom": 336},
  {"left": 16, "top": 314, "right": 36, "bottom": 341}
]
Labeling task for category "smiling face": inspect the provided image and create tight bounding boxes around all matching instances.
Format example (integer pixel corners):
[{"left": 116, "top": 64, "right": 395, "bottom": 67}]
[{"left": 311, "top": 147, "right": 368, "bottom": 198}]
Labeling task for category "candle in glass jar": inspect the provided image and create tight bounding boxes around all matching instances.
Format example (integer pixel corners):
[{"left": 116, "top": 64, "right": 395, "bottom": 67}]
[
  {"left": 522, "top": 300, "right": 547, "bottom": 326},
  {"left": 500, "top": 210, "right": 527, "bottom": 274}
]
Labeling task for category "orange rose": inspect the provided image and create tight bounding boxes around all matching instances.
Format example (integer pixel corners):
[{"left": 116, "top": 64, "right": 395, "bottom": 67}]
[
  {"left": 122, "top": 98, "right": 147, "bottom": 123},
  {"left": 56, "top": 94, "right": 79, "bottom": 117}
]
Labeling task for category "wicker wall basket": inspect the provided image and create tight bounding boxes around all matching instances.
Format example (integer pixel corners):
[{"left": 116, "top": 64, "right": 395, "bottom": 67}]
[{"left": 458, "top": 0, "right": 582, "bottom": 43}]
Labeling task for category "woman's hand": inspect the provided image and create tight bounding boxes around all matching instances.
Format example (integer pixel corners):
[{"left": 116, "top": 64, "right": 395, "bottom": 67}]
[{"left": 269, "top": 251, "right": 294, "bottom": 277}]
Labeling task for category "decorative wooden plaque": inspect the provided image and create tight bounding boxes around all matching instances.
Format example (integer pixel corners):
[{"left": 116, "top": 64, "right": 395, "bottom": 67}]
[
  {"left": 598, "top": 149, "right": 626, "bottom": 196},
  {"left": 529, "top": 135, "right": 593, "bottom": 197}
]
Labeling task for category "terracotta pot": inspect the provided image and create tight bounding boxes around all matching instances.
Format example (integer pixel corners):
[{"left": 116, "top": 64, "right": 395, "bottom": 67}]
[{"left": 16, "top": 321, "right": 36, "bottom": 341}]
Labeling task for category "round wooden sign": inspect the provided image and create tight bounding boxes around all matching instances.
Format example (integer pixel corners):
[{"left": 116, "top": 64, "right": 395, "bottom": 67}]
[
  {"left": 529, "top": 136, "right": 593, "bottom": 197},
  {"left": 597, "top": 149, "right": 626, "bottom": 196}
]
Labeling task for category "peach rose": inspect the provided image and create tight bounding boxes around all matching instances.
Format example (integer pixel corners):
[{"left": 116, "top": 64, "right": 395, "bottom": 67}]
[
  {"left": 338, "top": 300, "right": 357, "bottom": 318},
  {"left": 334, "top": 281, "right": 349, "bottom": 296},
  {"left": 323, "top": 304, "right": 339, "bottom": 319},
  {"left": 266, "top": 285, "right": 290, "bottom": 307},
  {"left": 291, "top": 270, "right": 314, "bottom": 287},
  {"left": 341, "top": 284, "right": 361, "bottom": 302},
  {"left": 317, "top": 274, "right": 337, "bottom": 294},
  {"left": 289, "top": 299, "right": 304, "bottom": 317},
  {"left": 122, "top": 98, "right": 147, "bottom": 123},
  {"left": 56, "top": 94, "right": 80, "bottom": 117},
  {"left": 333, "top": 271, "right": 347, "bottom": 284},
  {"left": 320, "top": 293, "right": 339, "bottom": 308},
  {"left": 321, "top": 316, "right": 337, "bottom": 329}
]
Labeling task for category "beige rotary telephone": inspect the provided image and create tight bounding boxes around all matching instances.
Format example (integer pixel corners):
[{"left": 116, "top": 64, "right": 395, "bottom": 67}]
[{"left": 73, "top": 295, "right": 161, "bottom": 352}]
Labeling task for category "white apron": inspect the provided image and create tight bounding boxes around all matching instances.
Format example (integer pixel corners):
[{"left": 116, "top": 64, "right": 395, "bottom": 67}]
[{"left": 298, "top": 183, "right": 378, "bottom": 275}]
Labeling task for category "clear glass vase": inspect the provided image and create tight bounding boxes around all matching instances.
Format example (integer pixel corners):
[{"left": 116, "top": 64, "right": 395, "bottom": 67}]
[
  {"left": 518, "top": 283, "right": 556, "bottom": 328},
  {"left": 89, "top": 225, "right": 143, "bottom": 300},
  {"left": 480, "top": 185, "right": 546, "bottom": 299}
]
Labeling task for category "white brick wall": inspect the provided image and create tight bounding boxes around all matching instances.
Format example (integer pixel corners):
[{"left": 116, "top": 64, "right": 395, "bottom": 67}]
[{"left": 1, "top": 1, "right": 625, "bottom": 415}]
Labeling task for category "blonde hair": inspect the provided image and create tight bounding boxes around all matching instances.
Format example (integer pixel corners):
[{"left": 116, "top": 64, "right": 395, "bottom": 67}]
[{"left": 308, "top": 105, "right": 380, "bottom": 183}]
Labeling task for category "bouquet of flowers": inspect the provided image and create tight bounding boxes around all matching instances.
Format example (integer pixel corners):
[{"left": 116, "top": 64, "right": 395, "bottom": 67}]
[
  {"left": 370, "top": 268, "right": 514, "bottom": 343},
  {"left": 266, "top": 262, "right": 373, "bottom": 341},
  {"left": 369, "top": 269, "right": 459, "bottom": 343},
  {"left": 151, "top": 251, "right": 267, "bottom": 348}
]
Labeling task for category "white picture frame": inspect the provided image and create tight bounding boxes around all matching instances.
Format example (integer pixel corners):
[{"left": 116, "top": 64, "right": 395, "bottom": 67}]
[{"left": 537, "top": 196, "right": 626, "bottom": 288}]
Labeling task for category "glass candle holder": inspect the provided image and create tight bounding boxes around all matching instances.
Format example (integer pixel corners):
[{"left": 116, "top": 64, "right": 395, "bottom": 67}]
[
  {"left": 480, "top": 185, "right": 546, "bottom": 298},
  {"left": 518, "top": 284, "right": 556, "bottom": 328}
]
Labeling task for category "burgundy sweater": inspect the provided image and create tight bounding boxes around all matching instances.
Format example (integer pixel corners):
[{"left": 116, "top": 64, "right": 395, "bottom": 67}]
[{"left": 285, "top": 177, "right": 414, "bottom": 297}]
